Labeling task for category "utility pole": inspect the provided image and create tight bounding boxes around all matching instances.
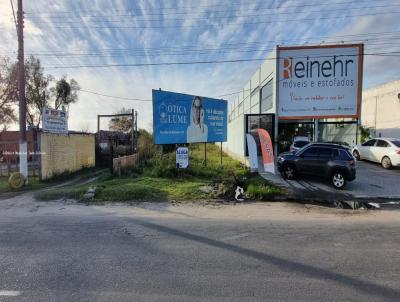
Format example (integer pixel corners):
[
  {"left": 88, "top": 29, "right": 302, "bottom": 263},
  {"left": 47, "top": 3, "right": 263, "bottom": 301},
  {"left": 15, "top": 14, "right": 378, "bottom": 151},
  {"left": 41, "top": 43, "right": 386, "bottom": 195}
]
[
  {"left": 17, "top": 0, "right": 28, "bottom": 183},
  {"left": 131, "top": 109, "right": 134, "bottom": 154}
]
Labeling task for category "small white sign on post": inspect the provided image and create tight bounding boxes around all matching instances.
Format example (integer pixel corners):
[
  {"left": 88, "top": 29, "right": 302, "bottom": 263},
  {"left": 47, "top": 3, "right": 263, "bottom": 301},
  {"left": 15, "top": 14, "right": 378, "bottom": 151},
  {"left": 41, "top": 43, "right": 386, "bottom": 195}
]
[
  {"left": 176, "top": 147, "right": 189, "bottom": 169},
  {"left": 42, "top": 107, "right": 68, "bottom": 134}
]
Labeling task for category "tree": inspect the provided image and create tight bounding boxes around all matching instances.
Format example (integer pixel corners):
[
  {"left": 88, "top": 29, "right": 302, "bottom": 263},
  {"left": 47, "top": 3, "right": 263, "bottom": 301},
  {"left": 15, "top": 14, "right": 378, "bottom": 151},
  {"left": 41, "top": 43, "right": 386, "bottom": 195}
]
[
  {"left": 24, "top": 56, "right": 53, "bottom": 128},
  {"left": 0, "top": 57, "right": 18, "bottom": 130},
  {"left": 359, "top": 125, "right": 371, "bottom": 144},
  {"left": 108, "top": 108, "right": 133, "bottom": 133},
  {"left": 51, "top": 76, "right": 80, "bottom": 111},
  {"left": 1, "top": 55, "right": 80, "bottom": 130}
]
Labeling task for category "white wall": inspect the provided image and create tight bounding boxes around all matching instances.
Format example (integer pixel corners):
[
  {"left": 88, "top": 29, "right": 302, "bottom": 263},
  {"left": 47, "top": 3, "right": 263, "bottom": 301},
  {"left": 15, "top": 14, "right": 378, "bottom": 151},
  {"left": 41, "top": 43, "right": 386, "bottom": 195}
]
[
  {"left": 362, "top": 80, "right": 400, "bottom": 138},
  {"left": 224, "top": 114, "right": 246, "bottom": 162},
  {"left": 225, "top": 49, "right": 277, "bottom": 162}
]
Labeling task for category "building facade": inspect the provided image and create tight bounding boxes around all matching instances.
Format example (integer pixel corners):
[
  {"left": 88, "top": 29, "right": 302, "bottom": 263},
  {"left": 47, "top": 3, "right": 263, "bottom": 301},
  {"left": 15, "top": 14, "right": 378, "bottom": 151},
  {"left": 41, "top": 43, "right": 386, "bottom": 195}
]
[
  {"left": 224, "top": 45, "right": 361, "bottom": 163},
  {"left": 361, "top": 80, "right": 400, "bottom": 139}
]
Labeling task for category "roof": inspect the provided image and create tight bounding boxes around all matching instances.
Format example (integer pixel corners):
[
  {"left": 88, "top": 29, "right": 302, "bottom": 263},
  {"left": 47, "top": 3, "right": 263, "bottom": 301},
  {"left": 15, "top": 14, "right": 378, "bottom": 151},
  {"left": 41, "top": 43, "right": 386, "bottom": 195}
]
[
  {"left": 372, "top": 137, "right": 400, "bottom": 141},
  {"left": 307, "top": 143, "right": 348, "bottom": 149}
]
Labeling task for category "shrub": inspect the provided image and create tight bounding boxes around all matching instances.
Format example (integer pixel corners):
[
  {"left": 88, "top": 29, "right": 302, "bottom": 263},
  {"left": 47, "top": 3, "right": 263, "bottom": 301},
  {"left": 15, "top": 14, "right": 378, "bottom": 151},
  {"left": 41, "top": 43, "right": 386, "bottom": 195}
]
[
  {"left": 359, "top": 126, "right": 371, "bottom": 144},
  {"left": 136, "top": 130, "right": 161, "bottom": 165}
]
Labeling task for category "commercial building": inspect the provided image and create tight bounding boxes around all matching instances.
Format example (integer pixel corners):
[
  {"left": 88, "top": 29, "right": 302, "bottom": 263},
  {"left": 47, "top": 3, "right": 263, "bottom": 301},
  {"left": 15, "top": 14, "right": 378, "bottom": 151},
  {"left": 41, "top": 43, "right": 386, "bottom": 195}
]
[
  {"left": 224, "top": 44, "right": 363, "bottom": 163},
  {"left": 361, "top": 80, "right": 400, "bottom": 139}
]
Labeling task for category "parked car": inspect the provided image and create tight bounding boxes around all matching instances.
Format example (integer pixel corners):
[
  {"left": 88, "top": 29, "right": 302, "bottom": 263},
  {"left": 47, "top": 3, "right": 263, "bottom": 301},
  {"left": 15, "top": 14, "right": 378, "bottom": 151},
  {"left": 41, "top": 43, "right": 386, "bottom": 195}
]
[
  {"left": 289, "top": 136, "right": 310, "bottom": 153},
  {"left": 323, "top": 141, "right": 350, "bottom": 148},
  {"left": 277, "top": 143, "right": 356, "bottom": 189},
  {"left": 352, "top": 138, "right": 400, "bottom": 169}
]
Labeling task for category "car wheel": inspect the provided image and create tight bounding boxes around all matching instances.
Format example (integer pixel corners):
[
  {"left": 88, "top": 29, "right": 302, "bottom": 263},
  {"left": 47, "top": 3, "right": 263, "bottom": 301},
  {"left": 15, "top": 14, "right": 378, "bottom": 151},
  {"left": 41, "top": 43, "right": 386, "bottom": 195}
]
[
  {"left": 381, "top": 156, "right": 392, "bottom": 169},
  {"left": 353, "top": 150, "right": 361, "bottom": 161},
  {"left": 331, "top": 171, "right": 346, "bottom": 189},
  {"left": 282, "top": 164, "right": 296, "bottom": 180}
]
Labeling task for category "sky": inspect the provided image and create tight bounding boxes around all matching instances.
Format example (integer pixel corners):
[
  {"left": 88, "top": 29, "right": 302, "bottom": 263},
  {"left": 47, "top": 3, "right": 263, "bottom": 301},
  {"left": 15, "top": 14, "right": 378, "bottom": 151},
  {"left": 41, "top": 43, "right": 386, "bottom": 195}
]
[{"left": 0, "top": 0, "right": 399, "bottom": 132}]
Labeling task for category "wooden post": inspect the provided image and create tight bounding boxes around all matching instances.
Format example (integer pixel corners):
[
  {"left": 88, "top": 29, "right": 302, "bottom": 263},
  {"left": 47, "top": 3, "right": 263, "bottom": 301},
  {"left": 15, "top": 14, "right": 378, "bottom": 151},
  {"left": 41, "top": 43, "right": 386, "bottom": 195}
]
[
  {"left": 131, "top": 109, "right": 135, "bottom": 154},
  {"left": 204, "top": 142, "right": 207, "bottom": 166},
  {"left": 220, "top": 142, "right": 223, "bottom": 166}
]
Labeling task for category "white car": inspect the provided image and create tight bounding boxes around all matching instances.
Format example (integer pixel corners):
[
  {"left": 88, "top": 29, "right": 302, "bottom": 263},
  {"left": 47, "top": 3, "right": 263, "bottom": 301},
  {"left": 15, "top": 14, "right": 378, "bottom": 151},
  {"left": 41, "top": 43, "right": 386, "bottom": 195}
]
[
  {"left": 352, "top": 138, "right": 400, "bottom": 169},
  {"left": 289, "top": 136, "right": 310, "bottom": 153}
]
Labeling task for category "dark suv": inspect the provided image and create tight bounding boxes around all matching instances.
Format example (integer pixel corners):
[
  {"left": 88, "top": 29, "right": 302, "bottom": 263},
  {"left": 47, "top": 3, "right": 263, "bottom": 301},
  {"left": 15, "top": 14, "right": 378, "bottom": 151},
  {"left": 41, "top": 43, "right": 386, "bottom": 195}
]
[{"left": 277, "top": 143, "right": 356, "bottom": 189}]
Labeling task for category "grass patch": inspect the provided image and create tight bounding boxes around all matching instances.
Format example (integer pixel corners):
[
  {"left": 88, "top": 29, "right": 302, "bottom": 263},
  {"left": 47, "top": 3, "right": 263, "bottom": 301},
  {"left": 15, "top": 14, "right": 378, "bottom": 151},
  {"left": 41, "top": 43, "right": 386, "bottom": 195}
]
[
  {"left": 35, "top": 131, "right": 282, "bottom": 201},
  {"left": 246, "top": 183, "right": 284, "bottom": 200},
  {"left": 35, "top": 143, "right": 283, "bottom": 202},
  {"left": 0, "top": 177, "right": 48, "bottom": 195},
  {"left": 0, "top": 167, "right": 106, "bottom": 196},
  {"left": 35, "top": 176, "right": 211, "bottom": 202}
]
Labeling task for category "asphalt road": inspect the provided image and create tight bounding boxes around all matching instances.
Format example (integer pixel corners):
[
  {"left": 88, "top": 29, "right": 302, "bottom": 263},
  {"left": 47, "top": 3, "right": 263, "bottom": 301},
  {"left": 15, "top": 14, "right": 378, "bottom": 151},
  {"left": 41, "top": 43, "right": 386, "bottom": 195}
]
[
  {"left": 262, "top": 160, "right": 400, "bottom": 201},
  {"left": 0, "top": 196, "right": 399, "bottom": 301}
]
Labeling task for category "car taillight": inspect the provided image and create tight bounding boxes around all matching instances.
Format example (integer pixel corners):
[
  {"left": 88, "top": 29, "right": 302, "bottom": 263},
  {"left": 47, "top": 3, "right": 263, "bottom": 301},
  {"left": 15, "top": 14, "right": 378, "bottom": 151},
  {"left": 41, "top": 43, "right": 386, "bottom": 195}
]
[
  {"left": 396, "top": 150, "right": 400, "bottom": 155},
  {"left": 349, "top": 160, "right": 355, "bottom": 165}
]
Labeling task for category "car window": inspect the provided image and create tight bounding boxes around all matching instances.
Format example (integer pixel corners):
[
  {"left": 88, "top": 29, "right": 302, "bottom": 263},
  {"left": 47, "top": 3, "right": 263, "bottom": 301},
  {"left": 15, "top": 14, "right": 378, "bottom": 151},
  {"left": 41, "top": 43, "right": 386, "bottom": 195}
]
[
  {"left": 340, "top": 149, "right": 353, "bottom": 160},
  {"left": 362, "top": 139, "right": 376, "bottom": 147},
  {"left": 319, "top": 148, "right": 333, "bottom": 159},
  {"left": 333, "top": 149, "right": 353, "bottom": 160},
  {"left": 376, "top": 140, "right": 389, "bottom": 147},
  {"left": 301, "top": 147, "right": 319, "bottom": 159},
  {"left": 294, "top": 141, "right": 309, "bottom": 148},
  {"left": 391, "top": 140, "right": 400, "bottom": 147}
]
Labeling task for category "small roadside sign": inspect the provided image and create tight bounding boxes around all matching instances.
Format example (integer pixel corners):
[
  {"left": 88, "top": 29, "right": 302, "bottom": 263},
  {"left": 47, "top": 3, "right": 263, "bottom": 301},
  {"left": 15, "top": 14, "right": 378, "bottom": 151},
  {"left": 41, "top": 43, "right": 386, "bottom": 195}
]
[{"left": 176, "top": 147, "right": 189, "bottom": 169}]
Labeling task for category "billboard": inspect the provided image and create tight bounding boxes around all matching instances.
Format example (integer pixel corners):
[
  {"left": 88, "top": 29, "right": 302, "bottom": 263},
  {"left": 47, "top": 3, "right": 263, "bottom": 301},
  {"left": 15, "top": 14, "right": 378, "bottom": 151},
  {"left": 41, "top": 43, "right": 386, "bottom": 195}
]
[
  {"left": 153, "top": 90, "right": 227, "bottom": 144},
  {"left": 42, "top": 107, "right": 68, "bottom": 134},
  {"left": 277, "top": 44, "right": 363, "bottom": 119}
]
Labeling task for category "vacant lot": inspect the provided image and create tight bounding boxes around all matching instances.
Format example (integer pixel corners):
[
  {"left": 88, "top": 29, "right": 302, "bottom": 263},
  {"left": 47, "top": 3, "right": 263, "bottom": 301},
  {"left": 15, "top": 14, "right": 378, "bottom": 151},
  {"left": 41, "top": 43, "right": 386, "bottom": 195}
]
[{"left": 31, "top": 143, "right": 281, "bottom": 202}]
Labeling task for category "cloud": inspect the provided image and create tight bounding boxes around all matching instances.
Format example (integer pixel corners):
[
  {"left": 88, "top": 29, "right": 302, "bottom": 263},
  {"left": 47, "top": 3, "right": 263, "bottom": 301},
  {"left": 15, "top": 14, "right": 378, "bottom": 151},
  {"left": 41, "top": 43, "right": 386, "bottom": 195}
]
[{"left": 1, "top": 0, "right": 399, "bottom": 131}]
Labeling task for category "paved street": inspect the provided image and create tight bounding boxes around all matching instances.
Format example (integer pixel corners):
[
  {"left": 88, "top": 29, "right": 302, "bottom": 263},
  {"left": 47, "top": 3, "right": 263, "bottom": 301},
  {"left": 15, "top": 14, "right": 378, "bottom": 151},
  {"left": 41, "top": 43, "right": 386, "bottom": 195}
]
[
  {"left": 262, "top": 160, "right": 400, "bottom": 201},
  {"left": 0, "top": 194, "right": 399, "bottom": 301}
]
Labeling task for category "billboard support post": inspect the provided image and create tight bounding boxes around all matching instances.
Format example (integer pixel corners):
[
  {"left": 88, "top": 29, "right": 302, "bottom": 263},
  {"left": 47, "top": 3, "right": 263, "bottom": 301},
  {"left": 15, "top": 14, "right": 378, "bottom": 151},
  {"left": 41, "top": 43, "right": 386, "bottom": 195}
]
[
  {"left": 204, "top": 143, "right": 207, "bottom": 166},
  {"left": 220, "top": 142, "right": 223, "bottom": 166}
]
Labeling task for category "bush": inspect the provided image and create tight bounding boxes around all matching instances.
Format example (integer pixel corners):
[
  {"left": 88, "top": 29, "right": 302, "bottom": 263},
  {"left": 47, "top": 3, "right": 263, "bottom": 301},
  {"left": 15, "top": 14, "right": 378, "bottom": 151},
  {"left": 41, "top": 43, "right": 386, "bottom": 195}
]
[
  {"left": 359, "top": 126, "right": 371, "bottom": 143},
  {"left": 115, "top": 145, "right": 128, "bottom": 156},
  {"left": 137, "top": 130, "right": 161, "bottom": 165}
]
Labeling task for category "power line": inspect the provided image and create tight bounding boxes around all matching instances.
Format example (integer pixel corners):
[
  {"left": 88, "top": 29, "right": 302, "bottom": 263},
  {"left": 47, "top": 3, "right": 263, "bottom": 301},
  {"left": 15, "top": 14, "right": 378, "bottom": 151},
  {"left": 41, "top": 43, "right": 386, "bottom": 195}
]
[
  {"left": 81, "top": 88, "right": 242, "bottom": 102},
  {"left": 15, "top": 41, "right": 400, "bottom": 58},
  {"left": 42, "top": 51, "right": 400, "bottom": 69},
  {"left": 27, "top": 4, "right": 400, "bottom": 24},
  {"left": 23, "top": 0, "right": 394, "bottom": 17},
  {"left": 9, "top": 0, "right": 17, "bottom": 33},
  {"left": 2, "top": 30, "right": 399, "bottom": 55},
  {"left": 43, "top": 11, "right": 400, "bottom": 29},
  {"left": 80, "top": 89, "right": 151, "bottom": 102}
]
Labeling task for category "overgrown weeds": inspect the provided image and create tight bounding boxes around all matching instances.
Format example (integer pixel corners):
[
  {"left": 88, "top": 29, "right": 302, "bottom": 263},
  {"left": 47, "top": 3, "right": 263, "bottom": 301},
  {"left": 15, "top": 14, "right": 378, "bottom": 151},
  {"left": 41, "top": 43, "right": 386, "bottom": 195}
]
[{"left": 34, "top": 131, "right": 283, "bottom": 202}]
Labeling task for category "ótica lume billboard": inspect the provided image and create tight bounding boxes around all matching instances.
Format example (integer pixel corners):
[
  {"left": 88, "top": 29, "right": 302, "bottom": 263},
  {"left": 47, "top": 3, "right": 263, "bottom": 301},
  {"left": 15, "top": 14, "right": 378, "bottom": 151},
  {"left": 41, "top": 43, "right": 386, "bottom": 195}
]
[
  {"left": 152, "top": 90, "right": 227, "bottom": 144},
  {"left": 277, "top": 44, "right": 363, "bottom": 119}
]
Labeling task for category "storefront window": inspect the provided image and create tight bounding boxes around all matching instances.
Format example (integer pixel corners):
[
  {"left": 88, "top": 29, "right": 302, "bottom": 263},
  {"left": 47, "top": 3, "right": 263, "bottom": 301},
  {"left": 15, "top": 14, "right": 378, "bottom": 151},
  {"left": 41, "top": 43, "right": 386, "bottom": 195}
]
[
  {"left": 245, "top": 114, "right": 275, "bottom": 156},
  {"left": 260, "top": 79, "right": 273, "bottom": 112}
]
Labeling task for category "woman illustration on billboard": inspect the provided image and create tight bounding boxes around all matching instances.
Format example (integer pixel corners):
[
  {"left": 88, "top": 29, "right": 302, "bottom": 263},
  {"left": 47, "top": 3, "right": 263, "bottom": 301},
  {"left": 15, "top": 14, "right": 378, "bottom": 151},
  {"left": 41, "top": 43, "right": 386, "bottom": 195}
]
[{"left": 187, "top": 96, "right": 208, "bottom": 143}]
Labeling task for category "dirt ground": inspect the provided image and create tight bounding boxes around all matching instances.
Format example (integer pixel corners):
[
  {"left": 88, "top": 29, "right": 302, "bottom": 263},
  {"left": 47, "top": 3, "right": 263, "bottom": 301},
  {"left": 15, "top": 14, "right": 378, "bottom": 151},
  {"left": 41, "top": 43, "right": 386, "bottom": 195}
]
[{"left": 1, "top": 191, "right": 399, "bottom": 224}]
